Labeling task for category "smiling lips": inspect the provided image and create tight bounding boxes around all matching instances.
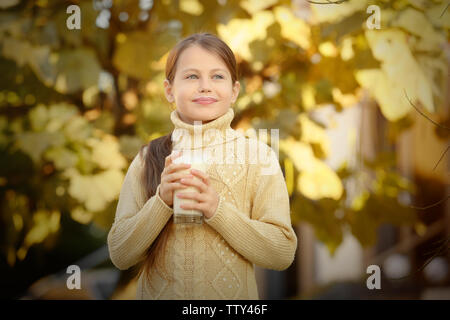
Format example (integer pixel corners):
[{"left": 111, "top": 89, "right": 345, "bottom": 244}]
[{"left": 192, "top": 97, "right": 218, "bottom": 105}]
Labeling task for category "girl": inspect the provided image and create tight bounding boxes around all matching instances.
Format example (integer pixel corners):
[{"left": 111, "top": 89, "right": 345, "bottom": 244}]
[{"left": 107, "top": 33, "right": 297, "bottom": 300}]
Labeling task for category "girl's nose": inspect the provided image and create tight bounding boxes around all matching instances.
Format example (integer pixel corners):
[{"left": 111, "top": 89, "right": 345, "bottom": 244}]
[{"left": 198, "top": 79, "right": 212, "bottom": 92}]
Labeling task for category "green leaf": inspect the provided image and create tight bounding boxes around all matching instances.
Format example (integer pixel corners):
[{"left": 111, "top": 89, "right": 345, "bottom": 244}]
[
  {"left": 29, "top": 104, "right": 49, "bottom": 132},
  {"left": 14, "top": 131, "right": 65, "bottom": 164},
  {"left": 54, "top": 48, "right": 101, "bottom": 94},
  {"left": 44, "top": 146, "right": 79, "bottom": 170},
  {"left": 113, "top": 31, "right": 178, "bottom": 79},
  {"left": 119, "top": 135, "right": 145, "bottom": 161},
  {"left": 63, "top": 116, "right": 92, "bottom": 143}
]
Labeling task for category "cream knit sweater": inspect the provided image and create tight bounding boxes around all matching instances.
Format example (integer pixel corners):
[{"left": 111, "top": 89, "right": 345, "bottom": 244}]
[{"left": 107, "top": 108, "right": 297, "bottom": 299}]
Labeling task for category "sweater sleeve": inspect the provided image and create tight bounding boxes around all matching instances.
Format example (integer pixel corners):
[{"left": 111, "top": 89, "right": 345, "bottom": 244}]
[
  {"left": 205, "top": 146, "right": 298, "bottom": 271},
  {"left": 107, "top": 152, "right": 173, "bottom": 270}
]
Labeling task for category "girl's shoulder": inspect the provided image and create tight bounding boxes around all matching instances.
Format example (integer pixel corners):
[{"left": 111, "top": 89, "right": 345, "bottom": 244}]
[
  {"left": 128, "top": 145, "right": 148, "bottom": 172},
  {"left": 244, "top": 136, "right": 277, "bottom": 158},
  {"left": 242, "top": 136, "right": 280, "bottom": 176}
]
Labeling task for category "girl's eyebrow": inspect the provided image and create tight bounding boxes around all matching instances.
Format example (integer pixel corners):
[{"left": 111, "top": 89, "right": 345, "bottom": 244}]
[{"left": 181, "top": 68, "right": 228, "bottom": 74}]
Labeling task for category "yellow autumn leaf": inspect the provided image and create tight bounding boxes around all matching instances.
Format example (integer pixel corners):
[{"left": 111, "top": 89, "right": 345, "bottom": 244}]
[
  {"left": 301, "top": 84, "right": 316, "bottom": 111},
  {"left": 241, "top": 0, "right": 279, "bottom": 15},
  {"left": 284, "top": 158, "right": 295, "bottom": 196},
  {"left": 351, "top": 191, "right": 370, "bottom": 211},
  {"left": 298, "top": 114, "right": 330, "bottom": 158},
  {"left": 280, "top": 138, "right": 315, "bottom": 171},
  {"left": 332, "top": 87, "right": 358, "bottom": 108},
  {"left": 64, "top": 168, "right": 124, "bottom": 212},
  {"left": 280, "top": 138, "right": 343, "bottom": 200},
  {"left": 340, "top": 37, "right": 354, "bottom": 61},
  {"left": 417, "top": 56, "right": 447, "bottom": 99},
  {"left": 179, "top": 0, "right": 204, "bottom": 16},
  {"left": 355, "top": 69, "right": 411, "bottom": 121},
  {"left": 310, "top": 0, "right": 368, "bottom": 24},
  {"left": 217, "top": 11, "right": 275, "bottom": 61},
  {"left": 71, "top": 206, "right": 93, "bottom": 224},
  {"left": 363, "top": 30, "right": 434, "bottom": 115},
  {"left": 392, "top": 8, "right": 445, "bottom": 51},
  {"left": 22, "top": 209, "right": 60, "bottom": 251},
  {"left": 297, "top": 160, "right": 343, "bottom": 201},
  {"left": 86, "top": 134, "right": 127, "bottom": 170},
  {"left": 273, "top": 6, "right": 310, "bottom": 50},
  {"left": 319, "top": 41, "right": 337, "bottom": 57}
]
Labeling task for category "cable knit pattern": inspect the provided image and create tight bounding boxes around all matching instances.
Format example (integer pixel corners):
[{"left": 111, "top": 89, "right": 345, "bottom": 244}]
[{"left": 107, "top": 108, "right": 297, "bottom": 299}]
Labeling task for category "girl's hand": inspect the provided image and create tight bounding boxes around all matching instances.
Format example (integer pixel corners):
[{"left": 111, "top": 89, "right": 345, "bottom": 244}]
[
  {"left": 159, "top": 151, "right": 192, "bottom": 208},
  {"left": 176, "top": 168, "right": 219, "bottom": 219}
]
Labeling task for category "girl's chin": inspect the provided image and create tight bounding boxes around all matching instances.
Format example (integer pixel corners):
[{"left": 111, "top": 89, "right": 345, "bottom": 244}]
[
  {"left": 178, "top": 107, "right": 228, "bottom": 124},
  {"left": 190, "top": 109, "right": 223, "bottom": 119}
]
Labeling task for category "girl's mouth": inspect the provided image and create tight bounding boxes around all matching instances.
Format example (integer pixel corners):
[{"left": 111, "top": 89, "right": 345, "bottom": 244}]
[{"left": 192, "top": 97, "right": 218, "bottom": 105}]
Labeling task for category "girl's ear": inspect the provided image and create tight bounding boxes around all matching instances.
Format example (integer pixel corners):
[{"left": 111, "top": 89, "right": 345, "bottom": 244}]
[
  {"left": 231, "top": 81, "right": 241, "bottom": 103},
  {"left": 163, "top": 79, "right": 175, "bottom": 103}
]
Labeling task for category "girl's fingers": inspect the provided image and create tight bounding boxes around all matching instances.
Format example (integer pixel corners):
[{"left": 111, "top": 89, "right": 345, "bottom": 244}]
[
  {"left": 177, "top": 192, "right": 207, "bottom": 202},
  {"left": 166, "top": 171, "right": 193, "bottom": 183},
  {"left": 166, "top": 163, "right": 191, "bottom": 174},
  {"left": 164, "top": 155, "right": 171, "bottom": 167},
  {"left": 190, "top": 169, "right": 210, "bottom": 186},
  {"left": 165, "top": 150, "right": 183, "bottom": 167},
  {"left": 179, "top": 176, "right": 208, "bottom": 193},
  {"left": 167, "top": 182, "right": 189, "bottom": 191},
  {"left": 180, "top": 201, "right": 205, "bottom": 212},
  {"left": 180, "top": 204, "right": 200, "bottom": 211}
]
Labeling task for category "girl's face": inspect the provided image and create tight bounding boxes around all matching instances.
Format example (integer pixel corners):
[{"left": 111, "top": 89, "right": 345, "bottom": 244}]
[{"left": 164, "top": 45, "right": 240, "bottom": 124}]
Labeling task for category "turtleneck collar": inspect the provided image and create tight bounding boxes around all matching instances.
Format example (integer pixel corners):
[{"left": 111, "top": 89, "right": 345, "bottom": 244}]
[{"left": 170, "top": 108, "right": 241, "bottom": 150}]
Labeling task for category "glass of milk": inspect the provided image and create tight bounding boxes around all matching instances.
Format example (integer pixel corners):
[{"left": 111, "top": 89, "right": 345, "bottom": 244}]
[{"left": 172, "top": 150, "right": 207, "bottom": 224}]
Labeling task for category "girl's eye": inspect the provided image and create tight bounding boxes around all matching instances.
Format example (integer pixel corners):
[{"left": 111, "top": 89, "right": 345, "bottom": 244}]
[{"left": 186, "top": 74, "right": 225, "bottom": 79}]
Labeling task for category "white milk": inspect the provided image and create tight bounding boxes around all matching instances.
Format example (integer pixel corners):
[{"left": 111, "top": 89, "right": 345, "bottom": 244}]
[{"left": 172, "top": 151, "right": 207, "bottom": 224}]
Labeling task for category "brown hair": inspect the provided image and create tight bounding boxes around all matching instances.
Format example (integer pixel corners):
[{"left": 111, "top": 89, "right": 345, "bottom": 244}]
[{"left": 136, "top": 32, "right": 238, "bottom": 281}]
